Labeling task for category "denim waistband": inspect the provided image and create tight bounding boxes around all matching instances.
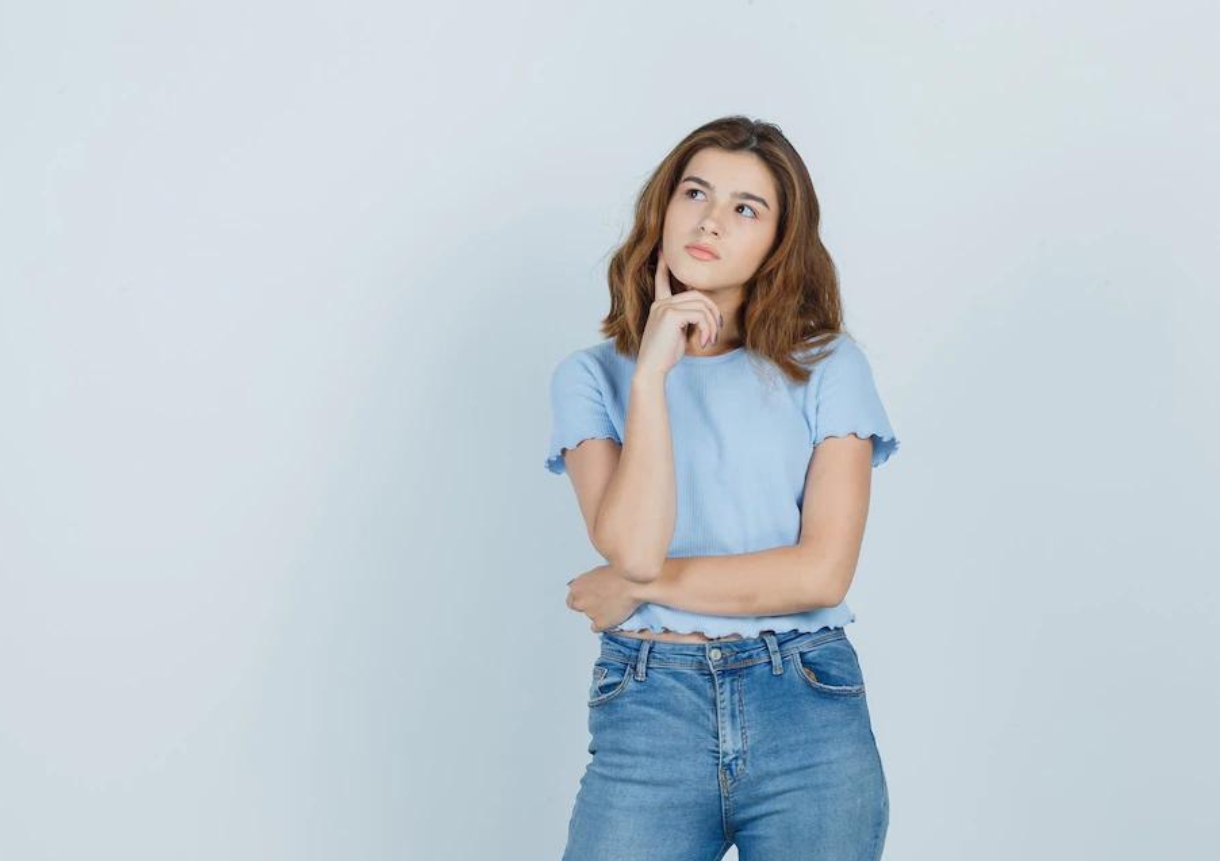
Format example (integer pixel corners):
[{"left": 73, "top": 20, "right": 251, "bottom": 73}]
[{"left": 599, "top": 626, "right": 848, "bottom": 675}]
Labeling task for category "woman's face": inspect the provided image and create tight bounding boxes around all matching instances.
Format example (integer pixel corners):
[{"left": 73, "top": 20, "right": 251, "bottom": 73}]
[{"left": 660, "top": 147, "right": 779, "bottom": 296}]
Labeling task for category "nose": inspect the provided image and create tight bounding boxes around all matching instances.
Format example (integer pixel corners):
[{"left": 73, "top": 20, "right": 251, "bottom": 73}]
[{"left": 699, "top": 219, "right": 721, "bottom": 237}]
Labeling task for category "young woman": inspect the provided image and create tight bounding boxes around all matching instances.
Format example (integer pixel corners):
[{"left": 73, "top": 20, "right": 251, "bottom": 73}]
[{"left": 545, "top": 115, "right": 899, "bottom": 860}]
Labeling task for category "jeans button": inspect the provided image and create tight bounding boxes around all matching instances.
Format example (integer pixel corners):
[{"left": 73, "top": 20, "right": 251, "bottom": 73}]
[{"left": 709, "top": 648, "right": 722, "bottom": 660}]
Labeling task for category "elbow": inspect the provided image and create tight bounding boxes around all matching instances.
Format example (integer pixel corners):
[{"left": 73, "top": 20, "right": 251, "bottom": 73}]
[
  {"left": 819, "top": 579, "right": 849, "bottom": 608},
  {"left": 799, "top": 546, "right": 854, "bottom": 609},
  {"left": 591, "top": 525, "right": 663, "bottom": 584},
  {"left": 601, "top": 546, "right": 663, "bottom": 584},
  {"left": 805, "top": 579, "right": 847, "bottom": 610},
  {"left": 615, "top": 560, "right": 663, "bottom": 584},
  {"left": 818, "top": 564, "right": 855, "bottom": 608}
]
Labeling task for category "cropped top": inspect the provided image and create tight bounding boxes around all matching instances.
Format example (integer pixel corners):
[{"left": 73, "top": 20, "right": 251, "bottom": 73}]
[{"left": 544, "top": 332, "right": 899, "bottom": 638}]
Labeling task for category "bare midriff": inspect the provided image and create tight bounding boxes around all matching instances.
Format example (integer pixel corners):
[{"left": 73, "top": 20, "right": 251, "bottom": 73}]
[{"left": 606, "top": 628, "right": 746, "bottom": 644}]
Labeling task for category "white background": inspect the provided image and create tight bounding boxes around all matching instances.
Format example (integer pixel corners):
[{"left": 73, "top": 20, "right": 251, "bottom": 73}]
[{"left": 2, "top": 1, "right": 1217, "bottom": 858}]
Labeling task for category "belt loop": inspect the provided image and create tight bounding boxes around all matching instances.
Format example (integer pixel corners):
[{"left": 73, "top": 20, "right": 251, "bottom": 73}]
[
  {"left": 760, "top": 630, "right": 782, "bottom": 675},
  {"left": 634, "top": 640, "right": 653, "bottom": 681}
]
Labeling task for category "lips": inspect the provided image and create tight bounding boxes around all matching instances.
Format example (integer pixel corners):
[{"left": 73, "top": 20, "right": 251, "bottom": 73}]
[{"left": 685, "top": 243, "right": 720, "bottom": 260}]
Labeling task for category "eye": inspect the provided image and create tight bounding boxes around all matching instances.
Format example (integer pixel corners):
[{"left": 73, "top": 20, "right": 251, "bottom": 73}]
[{"left": 683, "top": 188, "right": 758, "bottom": 219}]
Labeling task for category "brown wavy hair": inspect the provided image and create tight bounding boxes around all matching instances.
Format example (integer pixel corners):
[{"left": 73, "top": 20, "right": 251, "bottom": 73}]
[{"left": 601, "top": 115, "right": 849, "bottom": 385}]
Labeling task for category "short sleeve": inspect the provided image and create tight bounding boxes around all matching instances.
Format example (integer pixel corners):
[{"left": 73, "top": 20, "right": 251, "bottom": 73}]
[
  {"left": 805, "top": 336, "right": 899, "bottom": 468},
  {"left": 544, "top": 351, "right": 622, "bottom": 475}
]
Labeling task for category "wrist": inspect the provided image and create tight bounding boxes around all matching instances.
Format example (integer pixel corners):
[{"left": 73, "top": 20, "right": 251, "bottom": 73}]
[{"left": 631, "top": 370, "right": 666, "bottom": 391}]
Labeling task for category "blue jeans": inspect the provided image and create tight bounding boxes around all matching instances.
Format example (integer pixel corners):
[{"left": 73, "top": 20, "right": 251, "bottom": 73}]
[{"left": 562, "top": 627, "right": 889, "bottom": 860}]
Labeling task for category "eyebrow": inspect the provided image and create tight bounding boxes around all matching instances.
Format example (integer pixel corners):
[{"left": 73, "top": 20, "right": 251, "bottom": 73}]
[{"left": 679, "top": 175, "right": 771, "bottom": 211}]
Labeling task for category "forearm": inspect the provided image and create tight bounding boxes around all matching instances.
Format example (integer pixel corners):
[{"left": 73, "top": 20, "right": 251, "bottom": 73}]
[
  {"left": 632, "top": 544, "right": 845, "bottom": 617},
  {"left": 594, "top": 371, "right": 675, "bottom": 580}
]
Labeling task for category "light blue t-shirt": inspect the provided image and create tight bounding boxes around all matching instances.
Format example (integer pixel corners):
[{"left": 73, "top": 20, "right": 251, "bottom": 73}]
[{"left": 544, "top": 332, "right": 899, "bottom": 638}]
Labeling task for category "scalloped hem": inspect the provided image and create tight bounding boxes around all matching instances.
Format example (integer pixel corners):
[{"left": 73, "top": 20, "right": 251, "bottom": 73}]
[
  {"left": 813, "top": 431, "right": 900, "bottom": 468},
  {"left": 607, "top": 622, "right": 848, "bottom": 638},
  {"left": 544, "top": 434, "right": 621, "bottom": 475}
]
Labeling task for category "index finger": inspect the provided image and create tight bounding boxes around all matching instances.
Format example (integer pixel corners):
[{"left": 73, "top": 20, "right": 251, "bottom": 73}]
[{"left": 654, "top": 247, "right": 672, "bottom": 301}]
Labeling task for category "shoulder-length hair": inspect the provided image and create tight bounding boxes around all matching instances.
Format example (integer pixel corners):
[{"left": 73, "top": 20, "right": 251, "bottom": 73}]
[{"left": 601, "top": 115, "right": 849, "bottom": 385}]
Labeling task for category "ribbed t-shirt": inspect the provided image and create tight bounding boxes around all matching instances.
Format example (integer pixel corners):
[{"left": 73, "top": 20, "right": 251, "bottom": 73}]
[{"left": 544, "top": 332, "right": 899, "bottom": 638}]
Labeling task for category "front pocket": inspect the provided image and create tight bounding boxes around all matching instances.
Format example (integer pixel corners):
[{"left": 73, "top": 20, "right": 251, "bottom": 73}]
[
  {"left": 588, "top": 657, "right": 632, "bottom": 707},
  {"left": 792, "top": 636, "right": 866, "bottom": 696}
]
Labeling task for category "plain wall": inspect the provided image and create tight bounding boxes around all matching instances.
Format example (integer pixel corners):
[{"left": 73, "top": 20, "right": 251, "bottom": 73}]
[{"left": 2, "top": 1, "right": 1217, "bottom": 858}]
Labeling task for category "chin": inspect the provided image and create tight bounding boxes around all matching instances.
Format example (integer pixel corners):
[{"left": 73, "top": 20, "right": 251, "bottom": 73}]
[
  {"left": 676, "top": 279, "right": 722, "bottom": 293},
  {"left": 671, "top": 272, "right": 707, "bottom": 292}
]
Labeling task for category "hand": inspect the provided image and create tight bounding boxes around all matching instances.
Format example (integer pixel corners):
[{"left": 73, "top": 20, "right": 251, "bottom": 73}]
[
  {"left": 565, "top": 564, "right": 645, "bottom": 632},
  {"left": 635, "top": 244, "right": 724, "bottom": 377}
]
